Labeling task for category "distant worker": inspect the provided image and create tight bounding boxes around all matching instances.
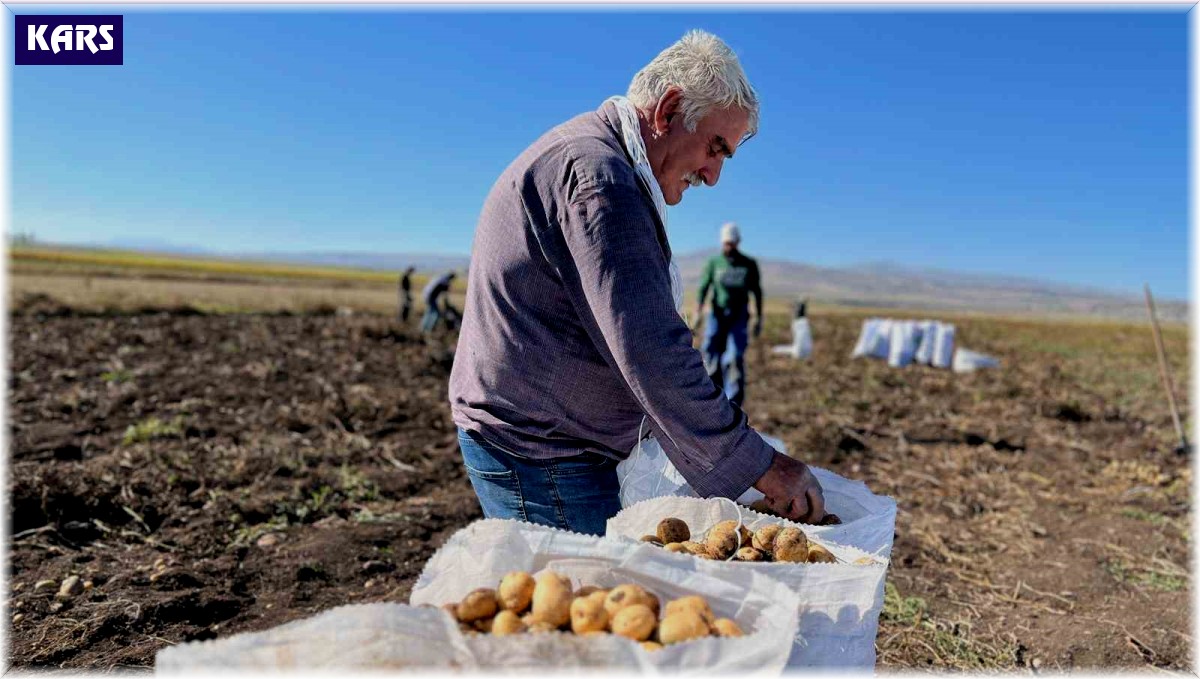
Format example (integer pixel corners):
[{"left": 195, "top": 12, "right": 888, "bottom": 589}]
[
  {"left": 421, "top": 271, "right": 457, "bottom": 333},
  {"left": 696, "top": 222, "right": 762, "bottom": 408},
  {"left": 398, "top": 266, "right": 416, "bottom": 323}
]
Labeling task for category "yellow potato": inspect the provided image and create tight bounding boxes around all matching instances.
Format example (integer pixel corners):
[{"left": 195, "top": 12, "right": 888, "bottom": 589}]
[
  {"left": 664, "top": 542, "right": 687, "bottom": 554},
  {"left": 664, "top": 595, "right": 715, "bottom": 625},
  {"left": 575, "top": 585, "right": 604, "bottom": 598},
  {"left": 807, "top": 543, "right": 837, "bottom": 563},
  {"left": 570, "top": 595, "right": 609, "bottom": 634},
  {"left": 735, "top": 546, "right": 766, "bottom": 561},
  {"left": 738, "top": 524, "right": 754, "bottom": 547},
  {"left": 657, "top": 518, "right": 691, "bottom": 544},
  {"left": 773, "top": 527, "right": 809, "bottom": 563},
  {"left": 457, "top": 588, "right": 498, "bottom": 622},
  {"left": 528, "top": 621, "right": 559, "bottom": 634},
  {"left": 705, "top": 520, "right": 740, "bottom": 559},
  {"left": 640, "top": 534, "right": 663, "bottom": 545},
  {"left": 711, "top": 618, "right": 744, "bottom": 637},
  {"left": 658, "top": 611, "right": 711, "bottom": 645},
  {"left": 640, "top": 641, "right": 664, "bottom": 652},
  {"left": 751, "top": 524, "right": 782, "bottom": 553},
  {"left": 604, "top": 584, "right": 660, "bottom": 617},
  {"left": 498, "top": 571, "right": 537, "bottom": 613},
  {"left": 530, "top": 571, "right": 573, "bottom": 628},
  {"left": 586, "top": 590, "right": 609, "bottom": 606},
  {"left": 491, "top": 610, "right": 527, "bottom": 636},
  {"left": 680, "top": 541, "right": 707, "bottom": 556},
  {"left": 611, "top": 604, "right": 657, "bottom": 641},
  {"left": 441, "top": 602, "right": 459, "bottom": 619}
]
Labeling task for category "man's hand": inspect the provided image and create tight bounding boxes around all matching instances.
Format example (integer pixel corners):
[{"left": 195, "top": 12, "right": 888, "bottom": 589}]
[
  {"left": 752, "top": 316, "right": 763, "bottom": 338},
  {"left": 752, "top": 452, "right": 825, "bottom": 523}
]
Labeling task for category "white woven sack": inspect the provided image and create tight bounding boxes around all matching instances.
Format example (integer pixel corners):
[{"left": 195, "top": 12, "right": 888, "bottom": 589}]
[
  {"left": 617, "top": 434, "right": 897, "bottom": 557},
  {"left": 913, "top": 320, "right": 938, "bottom": 365},
  {"left": 932, "top": 323, "right": 957, "bottom": 369},
  {"left": 887, "top": 320, "right": 919, "bottom": 368},
  {"left": 851, "top": 318, "right": 891, "bottom": 359},
  {"left": 606, "top": 496, "right": 889, "bottom": 669},
  {"left": 410, "top": 519, "right": 802, "bottom": 673}
]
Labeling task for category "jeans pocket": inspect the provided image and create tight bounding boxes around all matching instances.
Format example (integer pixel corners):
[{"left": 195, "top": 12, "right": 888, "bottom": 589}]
[
  {"left": 458, "top": 429, "right": 526, "bottom": 521},
  {"left": 548, "top": 452, "right": 616, "bottom": 477}
]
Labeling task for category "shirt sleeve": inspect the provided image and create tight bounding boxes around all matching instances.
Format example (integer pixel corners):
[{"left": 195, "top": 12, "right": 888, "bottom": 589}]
[{"left": 542, "top": 177, "right": 775, "bottom": 499}]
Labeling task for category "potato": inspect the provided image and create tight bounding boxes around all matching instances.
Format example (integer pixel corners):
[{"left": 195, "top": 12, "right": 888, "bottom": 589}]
[
  {"left": 472, "top": 617, "right": 494, "bottom": 633},
  {"left": 664, "top": 595, "right": 714, "bottom": 625},
  {"left": 735, "top": 546, "right": 766, "bottom": 561},
  {"left": 664, "top": 542, "right": 687, "bottom": 553},
  {"left": 752, "top": 524, "right": 782, "bottom": 553},
  {"left": 640, "top": 534, "right": 663, "bottom": 545},
  {"left": 499, "top": 571, "right": 537, "bottom": 613},
  {"left": 458, "top": 622, "right": 477, "bottom": 635},
  {"left": 658, "top": 611, "right": 711, "bottom": 645},
  {"left": 807, "top": 543, "right": 837, "bottom": 563},
  {"left": 773, "top": 527, "right": 809, "bottom": 563},
  {"left": 657, "top": 518, "right": 691, "bottom": 544},
  {"left": 530, "top": 571, "right": 573, "bottom": 627},
  {"left": 457, "top": 588, "right": 498, "bottom": 622},
  {"left": 491, "top": 610, "right": 527, "bottom": 636},
  {"left": 680, "top": 541, "right": 707, "bottom": 556},
  {"left": 640, "top": 641, "right": 664, "bottom": 652},
  {"left": 705, "top": 520, "right": 740, "bottom": 559},
  {"left": 575, "top": 585, "right": 604, "bottom": 598},
  {"left": 586, "top": 590, "right": 609, "bottom": 606},
  {"left": 611, "top": 604, "right": 657, "bottom": 641},
  {"left": 441, "top": 602, "right": 459, "bottom": 619},
  {"left": 570, "top": 595, "right": 609, "bottom": 634},
  {"left": 711, "top": 618, "right": 744, "bottom": 637},
  {"left": 604, "top": 584, "right": 659, "bottom": 617},
  {"left": 528, "top": 621, "right": 559, "bottom": 634}
]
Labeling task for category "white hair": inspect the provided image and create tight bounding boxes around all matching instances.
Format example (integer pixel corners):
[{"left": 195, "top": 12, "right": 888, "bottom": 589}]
[{"left": 627, "top": 30, "right": 759, "bottom": 139}]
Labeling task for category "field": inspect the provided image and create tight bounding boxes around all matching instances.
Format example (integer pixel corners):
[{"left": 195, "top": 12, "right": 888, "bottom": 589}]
[{"left": 5, "top": 251, "right": 1192, "bottom": 671}]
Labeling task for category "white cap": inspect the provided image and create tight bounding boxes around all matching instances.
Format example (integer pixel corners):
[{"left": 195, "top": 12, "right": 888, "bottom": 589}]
[{"left": 720, "top": 222, "right": 741, "bottom": 244}]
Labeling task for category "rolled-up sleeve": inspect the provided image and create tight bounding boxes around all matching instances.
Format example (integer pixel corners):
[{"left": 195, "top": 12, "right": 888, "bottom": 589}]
[{"left": 542, "top": 177, "right": 775, "bottom": 499}]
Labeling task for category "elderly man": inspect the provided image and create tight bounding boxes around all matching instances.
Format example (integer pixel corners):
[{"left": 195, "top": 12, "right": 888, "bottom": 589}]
[
  {"left": 697, "top": 222, "right": 762, "bottom": 408},
  {"left": 449, "top": 30, "right": 825, "bottom": 535}
]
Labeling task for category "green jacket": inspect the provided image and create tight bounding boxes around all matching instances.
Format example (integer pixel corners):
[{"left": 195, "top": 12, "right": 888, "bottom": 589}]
[{"left": 698, "top": 250, "right": 762, "bottom": 316}]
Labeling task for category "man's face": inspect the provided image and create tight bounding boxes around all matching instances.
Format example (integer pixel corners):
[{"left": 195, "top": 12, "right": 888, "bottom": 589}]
[
  {"left": 653, "top": 104, "right": 750, "bottom": 206},
  {"left": 722, "top": 241, "right": 738, "bottom": 256}
]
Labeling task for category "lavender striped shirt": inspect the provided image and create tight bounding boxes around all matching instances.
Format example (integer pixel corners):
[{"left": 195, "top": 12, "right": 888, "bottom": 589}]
[{"left": 449, "top": 101, "right": 774, "bottom": 500}]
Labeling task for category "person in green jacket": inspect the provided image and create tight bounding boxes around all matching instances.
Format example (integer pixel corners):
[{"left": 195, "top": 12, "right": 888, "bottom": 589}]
[{"left": 695, "top": 222, "right": 762, "bottom": 408}]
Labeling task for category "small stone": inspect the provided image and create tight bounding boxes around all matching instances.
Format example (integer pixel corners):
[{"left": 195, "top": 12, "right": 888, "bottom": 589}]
[
  {"left": 83, "top": 580, "right": 95, "bottom": 591},
  {"left": 56, "top": 576, "right": 83, "bottom": 600},
  {"left": 12, "top": 613, "right": 24, "bottom": 624},
  {"left": 364, "top": 579, "right": 376, "bottom": 589},
  {"left": 153, "top": 558, "right": 166, "bottom": 570},
  {"left": 149, "top": 572, "right": 162, "bottom": 583},
  {"left": 13, "top": 583, "right": 24, "bottom": 592},
  {"left": 49, "top": 602, "right": 64, "bottom": 613},
  {"left": 33, "top": 579, "right": 55, "bottom": 592},
  {"left": 13, "top": 600, "right": 23, "bottom": 610},
  {"left": 265, "top": 603, "right": 274, "bottom": 610},
  {"left": 256, "top": 533, "right": 281, "bottom": 548}
]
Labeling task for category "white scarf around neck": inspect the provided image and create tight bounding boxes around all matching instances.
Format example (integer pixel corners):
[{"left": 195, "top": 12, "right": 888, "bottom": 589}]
[{"left": 607, "top": 96, "right": 685, "bottom": 316}]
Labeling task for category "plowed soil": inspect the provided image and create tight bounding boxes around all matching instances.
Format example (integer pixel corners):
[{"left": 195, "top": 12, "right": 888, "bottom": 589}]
[{"left": 6, "top": 302, "right": 1191, "bottom": 671}]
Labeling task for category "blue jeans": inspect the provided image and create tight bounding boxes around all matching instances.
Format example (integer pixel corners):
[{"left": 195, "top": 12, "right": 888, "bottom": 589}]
[
  {"left": 457, "top": 428, "right": 622, "bottom": 536},
  {"left": 420, "top": 304, "right": 441, "bottom": 333},
  {"left": 702, "top": 307, "right": 749, "bottom": 408}
]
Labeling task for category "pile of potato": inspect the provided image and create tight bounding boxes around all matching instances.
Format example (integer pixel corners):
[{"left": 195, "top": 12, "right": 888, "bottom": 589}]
[
  {"left": 437, "top": 571, "right": 745, "bottom": 651},
  {"left": 640, "top": 518, "right": 838, "bottom": 564}
]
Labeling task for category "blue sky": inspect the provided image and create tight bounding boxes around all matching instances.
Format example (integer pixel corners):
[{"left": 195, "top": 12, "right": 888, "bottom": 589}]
[{"left": 11, "top": 7, "right": 1189, "bottom": 299}]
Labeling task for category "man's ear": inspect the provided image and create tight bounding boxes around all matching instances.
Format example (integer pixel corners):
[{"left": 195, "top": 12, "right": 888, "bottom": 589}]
[{"left": 653, "top": 88, "right": 684, "bottom": 134}]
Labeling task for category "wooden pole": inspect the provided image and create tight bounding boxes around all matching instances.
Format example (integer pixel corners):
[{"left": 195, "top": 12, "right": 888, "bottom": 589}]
[{"left": 1143, "top": 284, "right": 1188, "bottom": 453}]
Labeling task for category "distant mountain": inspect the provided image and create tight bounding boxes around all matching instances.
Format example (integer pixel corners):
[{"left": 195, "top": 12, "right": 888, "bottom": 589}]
[
  {"left": 675, "top": 252, "right": 1188, "bottom": 324},
  {"left": 36, "top": 239, "right": 1186, "bottom": 322}
]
